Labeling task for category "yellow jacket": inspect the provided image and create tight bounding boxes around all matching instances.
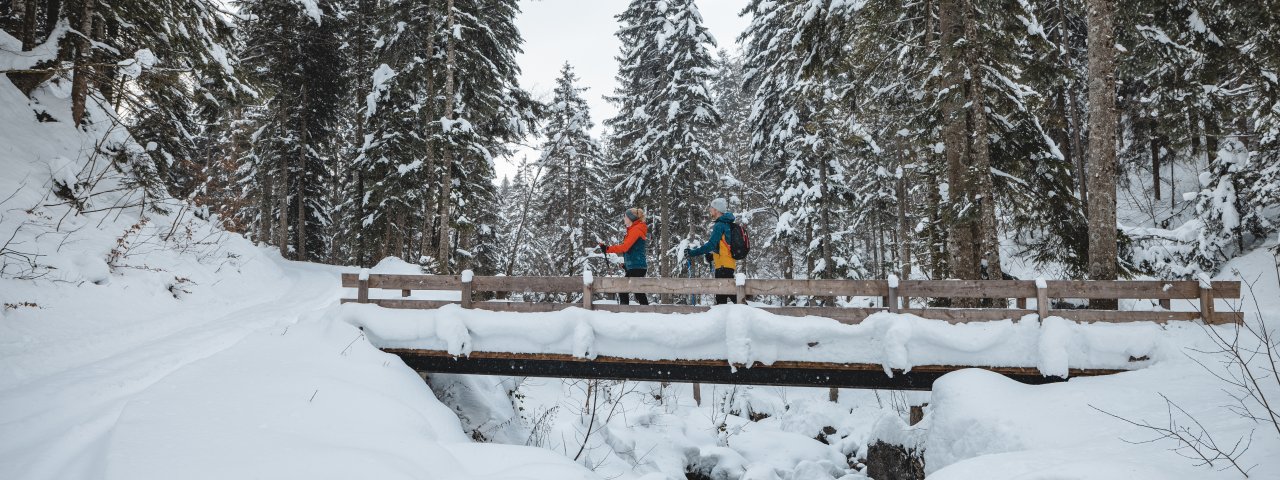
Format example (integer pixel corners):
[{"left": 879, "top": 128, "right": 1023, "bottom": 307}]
[{"left": 688, "top": 212, "right": 738, "bottom": 270}]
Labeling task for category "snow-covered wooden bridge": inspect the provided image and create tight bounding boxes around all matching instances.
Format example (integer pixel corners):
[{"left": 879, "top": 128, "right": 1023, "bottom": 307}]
[{"left": 341, "top": 272, "right": 1242, "bottom": 392}]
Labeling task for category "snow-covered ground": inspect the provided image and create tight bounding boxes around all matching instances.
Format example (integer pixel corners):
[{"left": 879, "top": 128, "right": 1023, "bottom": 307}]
[
  {"left": 0, "top": 72, "right": 594, "bottom": 479},
  {"left": 923, "top": 246, "right": 1280, "bottom": 479}
]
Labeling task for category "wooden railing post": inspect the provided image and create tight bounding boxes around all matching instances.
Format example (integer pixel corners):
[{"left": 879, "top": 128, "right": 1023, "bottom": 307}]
[
  {"left": 582, "top": 269, "right": 594, "bottom": 310},
  {"left": 357, "top": 268, "right": 370, "bottom": 304},
  {"left": 1036, "top": 278, "right": 1048, "bottom": 320},
  {"left": 735, "top": 273, "right": 747, "bottom": 304},
  {"left": 901, "top": 275, "right": 911, "bottom": 309},
  {"left": 460, "top": 270, "right": 474, "bottom": 309},
  {"left": 887, "top": 275, "right": 900, "bottom": 313},
  {"left": 1198, "top": 276, "right": 1213, "bottom": 323}
]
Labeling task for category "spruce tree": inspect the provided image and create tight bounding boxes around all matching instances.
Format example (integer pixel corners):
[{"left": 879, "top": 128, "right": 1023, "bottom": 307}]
[
  {"left": 435, "top": 0, "right": 538, "bottom": 273},
  {"left": 607, "top": 0, "right": 721, "bottom": 278},
  {"left": 236, "top": 0, "right": 345, "bottom": 261},
  {"left": 741, "top": 0, "right": 871, "bottom": 285},
  {"left": 533, "top": 63, "right": 608, "bottom": 276}
]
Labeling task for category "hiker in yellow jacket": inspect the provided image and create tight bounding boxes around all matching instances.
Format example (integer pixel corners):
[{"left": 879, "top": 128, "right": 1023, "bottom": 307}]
[{"left": 684, "top": 198, "right": 737, "bottom": 304}]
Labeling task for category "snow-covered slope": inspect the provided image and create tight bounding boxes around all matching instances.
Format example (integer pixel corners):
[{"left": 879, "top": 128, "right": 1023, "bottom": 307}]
[
  {"left": 920, "top": 246, "right": 1280, "bottom": 479},
  {"left": 0, "top": 67, "right": 595, "bottom": 479}
]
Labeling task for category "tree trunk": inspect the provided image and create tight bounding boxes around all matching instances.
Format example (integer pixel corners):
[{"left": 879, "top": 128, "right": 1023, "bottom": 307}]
[
  {"left": 506, "top": 165, "right": 542, "bottom": 276},
  {"left": 43, "top": 0, "right": 60, "bottom": 37},
  {"left": 260, "top": 165, "right": 274, "bottom": 246},
  {"left": 93, "top": 12, "right": 115, "bottom": 104},
  {"left": 435, "top": 0, "right": 458, "bottom": 273},
  {"left": 278, "top": 154, "right": 291, "bottom": 258},
  {"left": 567, "top": 151, "right": 578, "bottom": 276},
  {"left": 939, "top": 0, "right": 974, "bottom": 283},
  {"left": 921, "top": 4, "right": 945, "bottom": 285},
  {"left": 964, "top": 0, "right": 1004, "bottom": 301},
  {"left": 818, "top": 157, "right": 834, "bottom": 280},
  {"left": 1085, "top": 0, "right": 1118, "bottom": 308},
  {"left": 69, "top": 0, "right": 93, "bottom": 126},
  {"left": 1150, "top": 135, "right": 1160, "bottom": 201},
  {"left": 419, "top": 19, "right": 439, "bottom": 264},
  {"left": 20, "top": 0, "right": 38, "bottom": 50},
  {"left": 1169, "top": 147, "right": 1175, "bottom": 211},
  {"left": 12, "top": 0, "right": 28, "bottom": 46},
  {"left": 897, "top": 160, "right": 911, "bottom": 282},
  {"left": 1057, "top": 0, "right": 1087, "bottom": 203},
  {"left": 1051, "top": 0, "right": 1076, "bottom": 186},
  {"left": 296, "top": 85, "right": 309, "bottom": 261}
]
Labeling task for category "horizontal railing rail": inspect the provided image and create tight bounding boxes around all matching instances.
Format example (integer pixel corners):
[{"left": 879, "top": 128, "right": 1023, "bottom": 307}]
[{"left": 339, "top": 273, "right": 1243, "bottom": 325}]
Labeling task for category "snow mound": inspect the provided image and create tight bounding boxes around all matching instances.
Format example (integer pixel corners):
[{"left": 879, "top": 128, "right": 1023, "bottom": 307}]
[{"left": 370, "top": 256, "right": 425, "bottom": 274}]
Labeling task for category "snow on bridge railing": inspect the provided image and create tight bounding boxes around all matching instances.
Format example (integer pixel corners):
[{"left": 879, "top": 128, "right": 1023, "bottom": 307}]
[{"left": 339, "top": 273, "right": 1244, "bottom": 325}]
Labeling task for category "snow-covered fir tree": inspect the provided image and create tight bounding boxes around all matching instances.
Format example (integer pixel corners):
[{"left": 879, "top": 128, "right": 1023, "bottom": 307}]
[
  {"left": 352, "top": 0, "right": 535, "bottom": 272},
  {"left": 435, "top": 0, "right": 538, "bottom": 274},
  {"left": 707, "top": 50, "right": 774, "bottom": 276},
  {"left": 741, "top": 0, "right": 873, "bottom": 286},
  {"left": 607, "top": 0, "right": 722, "bottom": 278},
  {"left": 234, "top": 0, "right": 345, "bottom": 262},
  {"left": 532, "top": 63, "right": 608, "bottom": 276},
  {"left": 0, "top": 0, "right": 248, "bottom": 211}
]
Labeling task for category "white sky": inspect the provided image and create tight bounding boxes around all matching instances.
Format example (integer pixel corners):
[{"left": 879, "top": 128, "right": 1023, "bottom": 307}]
[{"left": 499, "top": 0, "right": 751, "bottom": 182}]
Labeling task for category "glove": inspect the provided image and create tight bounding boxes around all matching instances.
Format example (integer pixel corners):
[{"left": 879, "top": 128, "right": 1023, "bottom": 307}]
[
  {"left": 597, "top": 243, "right": 607, "bottom": 254},
  {"left": 683, "top": 248, "right": 693, "bottom": 259},
  {"left": 704, "top": 253, "right": 714, "bottom": 266}
]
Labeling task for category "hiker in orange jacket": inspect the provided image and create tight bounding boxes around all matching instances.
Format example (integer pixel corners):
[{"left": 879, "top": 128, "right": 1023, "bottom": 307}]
[{"left": 597, "top": 208, "right": 649, "bottom": 305}]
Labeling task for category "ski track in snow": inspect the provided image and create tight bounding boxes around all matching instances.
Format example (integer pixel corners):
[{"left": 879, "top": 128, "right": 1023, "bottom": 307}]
[{"left": 0, "top": 261, "right": 342, "bottom": 480}]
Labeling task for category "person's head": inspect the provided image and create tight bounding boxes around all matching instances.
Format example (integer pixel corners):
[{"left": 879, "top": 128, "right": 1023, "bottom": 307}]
[
  {"left": 623, "top": 208, "right": 645, "bottom": 226},
  {"left": 708, "top": 198, "right": 728, "bottom": 218}
]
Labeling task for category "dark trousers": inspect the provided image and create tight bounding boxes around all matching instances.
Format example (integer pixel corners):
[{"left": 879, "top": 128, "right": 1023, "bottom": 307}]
[
  {"left": 714, "top": 267, "right": 735, "bottom": 305},
  {"left": 619, "top": 268, "right": 649, "bottom": 305}
]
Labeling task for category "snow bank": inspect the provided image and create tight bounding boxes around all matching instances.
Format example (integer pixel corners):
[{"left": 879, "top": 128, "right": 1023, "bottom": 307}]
[
  {"left": 923, "top": 366, "right": 1278, "bottom": 479},
  {"left": 341, "top": 304, "right": 1199, "bottom": 374},
  {"left": 93, "top": 318, "right": 590, "bottom": 479},
  {"left": 921, "top": 248, "right": 1280, "bottom": 479},
  {"left": 370, "top": 255, "right": 425, "bottom": 274}
]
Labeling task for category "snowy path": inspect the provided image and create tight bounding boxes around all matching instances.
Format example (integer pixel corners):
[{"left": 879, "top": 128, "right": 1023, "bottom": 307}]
[{"left": 0, "top": 260, "right": 343, "bottom": 479}]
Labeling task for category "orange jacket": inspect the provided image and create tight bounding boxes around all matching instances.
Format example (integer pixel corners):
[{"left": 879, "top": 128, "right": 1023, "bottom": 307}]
[
  {"left": 606, "top": 221, "right": 647, "bottom": 254},
  {"left": 605, "top": 221, "right": 648, "bottom": 269}
]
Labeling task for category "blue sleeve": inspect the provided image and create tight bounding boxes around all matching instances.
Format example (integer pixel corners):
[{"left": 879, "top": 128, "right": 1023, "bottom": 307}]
[{"left": 688, "top": 222, "right": 727, "bottom": 256}]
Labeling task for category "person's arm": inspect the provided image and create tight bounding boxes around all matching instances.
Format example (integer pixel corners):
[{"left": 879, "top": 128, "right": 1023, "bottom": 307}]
[
  {"left": 605, "top": 227, "right": 643, "bottom": 254},
  {"left": 687, "top": 222, "right": 727, "bottom": 257}
]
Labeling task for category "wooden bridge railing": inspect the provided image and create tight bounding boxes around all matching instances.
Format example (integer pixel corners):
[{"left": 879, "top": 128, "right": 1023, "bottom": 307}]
[{"left": 340, "top": 273, "right": 1243, "bottom": 325}]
